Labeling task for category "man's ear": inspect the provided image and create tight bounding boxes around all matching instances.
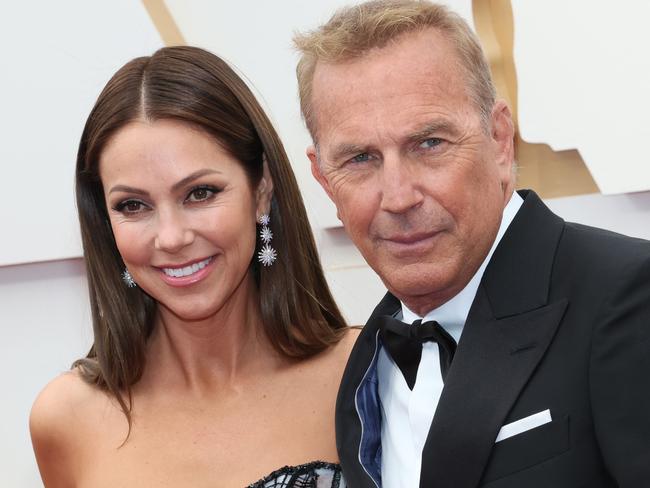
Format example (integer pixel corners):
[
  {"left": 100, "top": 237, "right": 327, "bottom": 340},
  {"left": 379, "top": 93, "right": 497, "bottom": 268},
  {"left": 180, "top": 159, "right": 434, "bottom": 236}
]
[
  {"left": 307, "top": 145, "right": 334, "bottom": 200},
  {"left": 256, "top": 155, "right": 274, "bottom": 215},
  {"left": 490, "top": 100, "right": 516, "bottom": 192}
]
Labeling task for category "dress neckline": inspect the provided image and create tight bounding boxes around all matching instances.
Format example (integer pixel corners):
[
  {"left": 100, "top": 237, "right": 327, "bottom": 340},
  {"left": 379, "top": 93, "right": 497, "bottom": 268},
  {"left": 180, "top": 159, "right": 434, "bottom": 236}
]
[{"left": 246, "top": 460, "right": 341, "bottom": 487}]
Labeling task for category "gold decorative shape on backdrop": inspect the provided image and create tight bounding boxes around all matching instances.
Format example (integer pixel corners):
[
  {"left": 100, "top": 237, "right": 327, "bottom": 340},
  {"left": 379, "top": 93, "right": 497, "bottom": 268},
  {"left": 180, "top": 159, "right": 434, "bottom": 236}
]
[
  {"left": 472, "top": 0, "right": 599, "bottom": 198},
  {"left": 142, "top": 0, "right": 186, "bottom": 46}
]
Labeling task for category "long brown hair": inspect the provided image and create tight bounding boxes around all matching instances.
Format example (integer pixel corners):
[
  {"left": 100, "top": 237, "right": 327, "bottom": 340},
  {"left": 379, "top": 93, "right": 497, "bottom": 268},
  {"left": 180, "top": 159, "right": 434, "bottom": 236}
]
[{"left": 73, "top": 46, "right": 347, "bottom": 428}]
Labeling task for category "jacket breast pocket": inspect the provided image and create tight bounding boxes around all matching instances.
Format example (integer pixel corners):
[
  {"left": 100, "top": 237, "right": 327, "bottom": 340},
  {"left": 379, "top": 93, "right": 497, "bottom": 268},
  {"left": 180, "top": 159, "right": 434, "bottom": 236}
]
[{"left": 480, "top": 415, "right": 570, "bottom": 484}]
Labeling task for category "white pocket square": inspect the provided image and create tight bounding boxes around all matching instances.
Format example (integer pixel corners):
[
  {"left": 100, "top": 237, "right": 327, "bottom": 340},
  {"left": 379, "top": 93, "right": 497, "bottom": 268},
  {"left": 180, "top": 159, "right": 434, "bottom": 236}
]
[{"left": 495, "top": 409, "right": 552, "bottom": 443}]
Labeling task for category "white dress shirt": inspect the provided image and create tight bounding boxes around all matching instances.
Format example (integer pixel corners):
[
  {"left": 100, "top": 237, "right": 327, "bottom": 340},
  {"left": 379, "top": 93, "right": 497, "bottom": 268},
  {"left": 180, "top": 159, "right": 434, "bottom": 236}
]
[{"left": 377, "top": 192, "right": 524, "bottom": 488}]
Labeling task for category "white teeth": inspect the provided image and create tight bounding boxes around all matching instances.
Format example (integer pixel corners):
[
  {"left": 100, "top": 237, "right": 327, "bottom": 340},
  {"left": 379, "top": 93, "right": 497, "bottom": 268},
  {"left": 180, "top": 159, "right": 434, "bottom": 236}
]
[{"left": 163, "top": 257, "right": 212, "bottom": 278}]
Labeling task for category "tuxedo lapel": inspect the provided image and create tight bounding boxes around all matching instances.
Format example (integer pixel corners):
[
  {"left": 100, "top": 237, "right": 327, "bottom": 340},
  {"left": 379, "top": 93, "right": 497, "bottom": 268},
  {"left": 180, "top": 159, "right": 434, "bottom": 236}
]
[
  {"left": 369, "top": 291, "right": 401, "bottom": 319},
  {"left": 419, "top": 289, "right": 568, "bottom": 487},
  {"left": 335, "top": 292, "right": 400, "bottom": 488},
  {"left": 419, "top": 191, "right": 568, "bottom": 488}
]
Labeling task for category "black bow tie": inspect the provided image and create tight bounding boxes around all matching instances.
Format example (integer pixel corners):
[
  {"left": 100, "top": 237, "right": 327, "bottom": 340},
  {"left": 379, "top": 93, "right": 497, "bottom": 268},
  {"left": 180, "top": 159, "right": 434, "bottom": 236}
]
[{"left": 378, "top": 316, "right": 457, "bottom": 390}]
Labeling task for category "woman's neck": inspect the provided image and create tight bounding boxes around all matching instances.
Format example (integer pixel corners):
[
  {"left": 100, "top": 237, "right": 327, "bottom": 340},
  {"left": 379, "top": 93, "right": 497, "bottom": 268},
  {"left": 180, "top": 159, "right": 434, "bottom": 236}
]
[{"left": 142, "top": 274, "right": 283, "bottom": 394}]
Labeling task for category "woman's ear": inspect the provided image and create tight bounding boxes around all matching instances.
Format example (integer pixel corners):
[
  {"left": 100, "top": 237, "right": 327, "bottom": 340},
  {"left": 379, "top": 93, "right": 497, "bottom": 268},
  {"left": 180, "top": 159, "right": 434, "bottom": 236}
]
[{"left": 256, "top": 154, "right": 274, "bottom": 215}]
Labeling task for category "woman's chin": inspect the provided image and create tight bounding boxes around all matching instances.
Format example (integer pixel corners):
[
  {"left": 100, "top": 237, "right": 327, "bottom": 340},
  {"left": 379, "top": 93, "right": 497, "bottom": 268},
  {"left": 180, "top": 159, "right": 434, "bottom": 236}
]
[{"left": 157, "top": 300, "right": 221, "bottom": 323}]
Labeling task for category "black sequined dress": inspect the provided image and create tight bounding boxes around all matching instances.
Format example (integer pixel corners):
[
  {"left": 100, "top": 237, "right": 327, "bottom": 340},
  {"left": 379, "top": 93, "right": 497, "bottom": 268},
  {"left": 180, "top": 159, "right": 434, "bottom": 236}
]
[{"left": 247, "top": 461, "right": 344, "bottom": 488}]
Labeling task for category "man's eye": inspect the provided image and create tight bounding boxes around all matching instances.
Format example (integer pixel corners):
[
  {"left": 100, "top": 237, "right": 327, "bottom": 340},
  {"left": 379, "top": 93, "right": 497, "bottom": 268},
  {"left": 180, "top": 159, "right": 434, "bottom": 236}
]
[
  {"left": 114, "top": 200, "right": 146, "bottom": 214},
  {"left": 419, "top": 138, "right": 443, "bottom": 149},
  {"left": 351, "top": 153, "right": 371, "bottom": 163},
  {"left": 186, "top": 186, "right": 218, "bottom": 203}
]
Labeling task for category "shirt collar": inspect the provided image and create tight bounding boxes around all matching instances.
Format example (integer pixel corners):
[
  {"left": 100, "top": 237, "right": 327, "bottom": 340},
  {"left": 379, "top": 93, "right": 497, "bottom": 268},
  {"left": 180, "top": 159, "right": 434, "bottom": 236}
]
[{"left": 401, "top": 191, "right": 524, "bottom": 342}]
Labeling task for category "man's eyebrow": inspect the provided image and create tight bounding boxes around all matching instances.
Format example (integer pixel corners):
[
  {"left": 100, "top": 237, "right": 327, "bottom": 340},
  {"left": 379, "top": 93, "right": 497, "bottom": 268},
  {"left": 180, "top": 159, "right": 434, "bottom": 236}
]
[
  {"left": 327, "top": 143, "right": 369, "bottom": 163},
  {"left": 323, "top": 121, "right": 459, "bottom": 163},
  {"left": 108, "top": 168, "right": 222, "bottom": 196},
  {"left": 407, "top": 121, "right": 458, "bottom": 142}
]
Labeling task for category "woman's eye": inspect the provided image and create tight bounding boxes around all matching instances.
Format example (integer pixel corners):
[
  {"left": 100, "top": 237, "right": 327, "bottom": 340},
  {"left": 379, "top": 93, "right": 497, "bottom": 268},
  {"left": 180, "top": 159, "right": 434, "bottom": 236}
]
[
  {"left": 115, "top": 200, "right": 146, "bottom": 214},
  {"left": 187, "top": 186, "right": 217, "bottom": 203},
  {"left": 419, "top": 138, "right": 443, "bottom": 149}
]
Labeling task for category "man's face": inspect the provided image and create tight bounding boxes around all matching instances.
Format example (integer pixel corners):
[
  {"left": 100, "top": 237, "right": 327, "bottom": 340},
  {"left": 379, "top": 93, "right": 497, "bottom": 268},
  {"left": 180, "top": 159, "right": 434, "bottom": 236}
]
[{"left": 308, "top": 28, "right": 515, "bottom": 315}]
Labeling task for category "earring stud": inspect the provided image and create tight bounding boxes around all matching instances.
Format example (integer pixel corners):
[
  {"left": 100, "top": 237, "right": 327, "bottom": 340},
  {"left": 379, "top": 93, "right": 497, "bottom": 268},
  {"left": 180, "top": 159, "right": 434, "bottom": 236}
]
[{"left": 122, "top": 269, "right": 136, "bottom": 288}]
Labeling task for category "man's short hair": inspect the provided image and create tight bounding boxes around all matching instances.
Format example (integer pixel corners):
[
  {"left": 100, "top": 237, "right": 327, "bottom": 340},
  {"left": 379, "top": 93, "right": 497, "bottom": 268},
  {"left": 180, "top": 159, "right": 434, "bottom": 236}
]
[{"left": 293, "top": 0, "right": 497, "bottom": 138}]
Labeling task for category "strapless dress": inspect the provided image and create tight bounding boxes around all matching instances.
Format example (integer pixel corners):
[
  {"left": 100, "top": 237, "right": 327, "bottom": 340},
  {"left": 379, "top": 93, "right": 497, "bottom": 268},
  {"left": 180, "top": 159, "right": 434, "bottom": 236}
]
[{"left": 246, "top": 461, "right": 344, "bottom": 488}]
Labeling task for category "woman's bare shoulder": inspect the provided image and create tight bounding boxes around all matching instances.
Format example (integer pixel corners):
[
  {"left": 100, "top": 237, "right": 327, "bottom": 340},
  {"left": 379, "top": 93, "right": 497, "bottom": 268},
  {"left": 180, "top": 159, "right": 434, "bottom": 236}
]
[
  {"left": 31, "top": 369, "right": 98, "bottom": 429},
  {"left": 30, "top": 370, "right": 102, "bottom": 487},
  {"left": 317, "top": 325, "right": 362, "bottom": 370},
  {"left": 337, "top": 325, "right": 362, "bottom": 352}
]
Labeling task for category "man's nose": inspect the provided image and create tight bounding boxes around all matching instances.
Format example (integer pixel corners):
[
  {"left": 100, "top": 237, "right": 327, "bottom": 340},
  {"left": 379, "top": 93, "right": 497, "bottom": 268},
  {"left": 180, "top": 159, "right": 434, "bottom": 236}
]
[
  {"left": 379, "top": 156, "right": 423, "bottom": 214},
  {"left": 154, "top": 208, "right": 195, "bottom": 253}
]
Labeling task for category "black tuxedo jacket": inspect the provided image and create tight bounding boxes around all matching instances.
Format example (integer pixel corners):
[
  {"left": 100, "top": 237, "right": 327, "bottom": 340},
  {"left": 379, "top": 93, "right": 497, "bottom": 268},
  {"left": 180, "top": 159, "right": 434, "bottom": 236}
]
[{"left": 336, "top": 190, "right": 650, "bottom": 488}]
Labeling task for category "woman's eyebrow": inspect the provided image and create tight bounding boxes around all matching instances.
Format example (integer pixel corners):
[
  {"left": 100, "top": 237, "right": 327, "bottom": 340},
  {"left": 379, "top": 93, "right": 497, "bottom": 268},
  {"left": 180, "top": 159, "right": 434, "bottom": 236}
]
[
  {"left": 108, "top": 168, "right": 222, "bottom": 196},
  {"left": 170, "top": 168, "right": 221, "bottom": 191}
]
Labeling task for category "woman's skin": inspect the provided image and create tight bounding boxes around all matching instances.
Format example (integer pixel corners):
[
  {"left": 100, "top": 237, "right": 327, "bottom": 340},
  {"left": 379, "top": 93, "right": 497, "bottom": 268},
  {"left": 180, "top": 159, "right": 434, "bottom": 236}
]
[{"left": 30, "top": 119, "right": 359, "bottom": 488}]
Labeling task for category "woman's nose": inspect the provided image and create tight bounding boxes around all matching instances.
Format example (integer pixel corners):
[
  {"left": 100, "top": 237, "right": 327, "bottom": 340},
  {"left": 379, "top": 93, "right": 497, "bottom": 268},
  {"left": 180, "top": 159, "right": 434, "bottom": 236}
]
[{"left": 153, "top": 208, "right": 195, "bottom": 253}]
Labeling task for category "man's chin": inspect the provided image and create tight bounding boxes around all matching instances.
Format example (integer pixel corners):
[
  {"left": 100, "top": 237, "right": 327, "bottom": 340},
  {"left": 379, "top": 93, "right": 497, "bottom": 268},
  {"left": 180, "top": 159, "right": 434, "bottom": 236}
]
[{"left": 379, "top": 270, "right": 458, "bottom": 312}]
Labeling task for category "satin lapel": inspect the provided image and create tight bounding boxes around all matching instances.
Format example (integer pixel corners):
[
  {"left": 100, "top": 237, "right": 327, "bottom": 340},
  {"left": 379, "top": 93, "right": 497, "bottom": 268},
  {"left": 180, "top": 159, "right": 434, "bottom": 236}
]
[
  {"left": 368, "top": 291, "right": 401, "bottom": 319},
  {"left": 336, "top": 292, "right": 400, "bottom": 488},
  {"left": 419, "top": 288, "right": 568, "bottom": 488}
]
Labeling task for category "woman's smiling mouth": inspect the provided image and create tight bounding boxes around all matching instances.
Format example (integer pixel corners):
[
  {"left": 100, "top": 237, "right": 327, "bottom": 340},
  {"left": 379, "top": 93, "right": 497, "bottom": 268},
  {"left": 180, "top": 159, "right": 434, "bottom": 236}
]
[{"left": 157, "top": 256, "right": 215, "bottom": 286}]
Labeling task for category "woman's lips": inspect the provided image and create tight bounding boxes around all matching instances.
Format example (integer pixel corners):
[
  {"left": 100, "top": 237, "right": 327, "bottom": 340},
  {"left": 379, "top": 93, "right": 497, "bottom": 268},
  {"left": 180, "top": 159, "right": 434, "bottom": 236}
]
[{"left": 156, "top": 256, "right": 216, "bottom": 287}]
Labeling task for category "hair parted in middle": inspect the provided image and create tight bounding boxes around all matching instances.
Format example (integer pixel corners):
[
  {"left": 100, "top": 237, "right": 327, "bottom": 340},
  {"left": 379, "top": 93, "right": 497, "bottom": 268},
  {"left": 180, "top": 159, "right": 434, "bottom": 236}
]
[
  {"left": 293, "top": 0, "right": 497, "bottom": 138},
  {"left": 74, "top": 46, "right": 347, "bottom": 429}
]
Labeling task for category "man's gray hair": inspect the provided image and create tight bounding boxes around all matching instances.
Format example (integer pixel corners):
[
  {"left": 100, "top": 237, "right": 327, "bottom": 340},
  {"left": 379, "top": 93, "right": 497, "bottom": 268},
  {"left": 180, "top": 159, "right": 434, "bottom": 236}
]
[{"left": 294, "top": 0, "right": 497, "bottom": 138}]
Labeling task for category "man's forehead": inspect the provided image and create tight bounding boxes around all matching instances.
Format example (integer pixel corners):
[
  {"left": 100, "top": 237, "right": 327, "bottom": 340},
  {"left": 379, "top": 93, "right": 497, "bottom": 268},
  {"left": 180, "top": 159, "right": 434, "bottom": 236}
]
[
  {"left": 310, "top": 27, "right": 460, "bottom": 87},
  {"left": 309, "top": 30, "right": 470, "bottom": 139}
]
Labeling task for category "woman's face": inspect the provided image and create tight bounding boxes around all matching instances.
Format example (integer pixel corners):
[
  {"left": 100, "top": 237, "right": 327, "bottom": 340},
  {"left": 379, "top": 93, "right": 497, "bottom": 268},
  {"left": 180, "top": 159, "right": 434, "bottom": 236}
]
[{"left": 100, "top": 119, "right": 272, "bottom": 321}]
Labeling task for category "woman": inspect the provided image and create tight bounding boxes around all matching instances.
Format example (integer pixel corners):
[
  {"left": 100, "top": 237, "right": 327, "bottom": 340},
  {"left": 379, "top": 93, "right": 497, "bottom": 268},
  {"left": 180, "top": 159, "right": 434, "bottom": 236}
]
[{"left": 30, "top": 46, "right": 357, "bottom": 487}]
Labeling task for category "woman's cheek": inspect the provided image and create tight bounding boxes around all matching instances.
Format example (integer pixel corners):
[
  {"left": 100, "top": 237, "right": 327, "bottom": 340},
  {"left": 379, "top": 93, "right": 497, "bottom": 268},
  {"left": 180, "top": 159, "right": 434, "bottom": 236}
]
[{"left": 112, "top": 222, "right": 153, "bottom": 266}]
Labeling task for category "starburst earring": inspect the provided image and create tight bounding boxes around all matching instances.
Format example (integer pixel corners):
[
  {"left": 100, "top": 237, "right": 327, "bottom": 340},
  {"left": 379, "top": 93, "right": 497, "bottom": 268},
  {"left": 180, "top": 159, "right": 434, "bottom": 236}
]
[
  {"left": 257, "top": 213, "right": 277, "bottom": 267},
  {"left": 122, "top": 268, "right": 136, "bottom": 288}
]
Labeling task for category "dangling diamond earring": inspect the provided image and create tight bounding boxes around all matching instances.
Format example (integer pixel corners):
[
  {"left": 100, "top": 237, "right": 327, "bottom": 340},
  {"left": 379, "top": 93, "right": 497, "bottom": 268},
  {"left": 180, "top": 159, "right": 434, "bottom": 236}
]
[
  {"left": 122, "top": 269, "right": 136, "bottom": 288},
  {"left": 257, "top": 213, "right": 277, "bottom": 267}
]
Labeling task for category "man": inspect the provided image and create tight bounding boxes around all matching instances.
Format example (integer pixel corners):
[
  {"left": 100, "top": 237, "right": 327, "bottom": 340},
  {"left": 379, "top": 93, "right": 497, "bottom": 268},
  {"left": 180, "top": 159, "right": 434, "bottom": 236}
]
[{"left": 294, "top": 1, "right": 650, "bottom": 487}]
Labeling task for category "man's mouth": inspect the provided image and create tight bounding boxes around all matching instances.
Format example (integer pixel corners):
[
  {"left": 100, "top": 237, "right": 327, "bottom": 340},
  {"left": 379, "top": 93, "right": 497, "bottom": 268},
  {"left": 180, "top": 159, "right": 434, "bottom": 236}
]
[{"left": 383, "top": 231, "right": 439, "bottom": 244}]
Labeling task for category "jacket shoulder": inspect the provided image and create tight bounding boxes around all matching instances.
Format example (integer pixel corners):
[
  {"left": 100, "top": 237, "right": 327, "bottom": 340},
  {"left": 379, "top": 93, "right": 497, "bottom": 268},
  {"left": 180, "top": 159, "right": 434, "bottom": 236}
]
[{"left": 559, "top": 221, "right": 650, "bottom": 274}]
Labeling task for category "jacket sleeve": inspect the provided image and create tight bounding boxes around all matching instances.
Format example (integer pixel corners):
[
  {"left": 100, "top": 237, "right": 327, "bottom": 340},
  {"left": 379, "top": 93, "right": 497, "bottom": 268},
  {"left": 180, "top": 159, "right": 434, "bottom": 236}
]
[{"left": 589, "top": 251, "right": 650, "bottom": 486}]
